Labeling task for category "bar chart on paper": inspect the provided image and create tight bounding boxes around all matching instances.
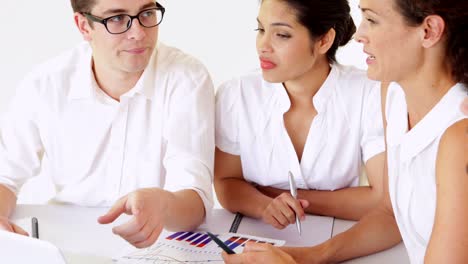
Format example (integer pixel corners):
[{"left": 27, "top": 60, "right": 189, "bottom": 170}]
[{"left": 114, "top": 231, "right": 285, "bottom": 263}]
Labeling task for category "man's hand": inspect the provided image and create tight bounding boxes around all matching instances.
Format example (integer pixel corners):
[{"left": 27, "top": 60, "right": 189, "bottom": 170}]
[
  {"left": 0, "top": 216, "right": 29, "bottom": 236},
  {"left": 261, "top": 192, "right": 309, "bottom": 229},
  {"left": 98, "top": 188, "right": 171, "bottom": 248},
  {"left": 222, "top": 242, "right": 297, "bottom": 264}
]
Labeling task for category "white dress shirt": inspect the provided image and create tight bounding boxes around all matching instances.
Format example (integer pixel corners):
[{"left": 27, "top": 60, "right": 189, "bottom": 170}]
[
  {"left": 0, "top": 42, "right": 215, "bottom": 212},
  {"left": 386, "top": 82, "right": 467, "bottom": 263},
  {"left": 216, "top": 64, "right": 384, "bottom": 190}
]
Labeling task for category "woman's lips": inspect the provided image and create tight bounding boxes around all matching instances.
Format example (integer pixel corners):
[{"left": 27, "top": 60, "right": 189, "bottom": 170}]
[{"left": 260, "top": 58, "right": 277, "bottom": 70}]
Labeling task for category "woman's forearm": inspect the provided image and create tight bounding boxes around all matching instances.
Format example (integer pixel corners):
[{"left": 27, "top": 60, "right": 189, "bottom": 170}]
[
  {"left": 215, "top": 178, "right": 272, "bottom": 219},
  {"left": 258, "top": 185, "right": 382, "bottom": 220}
]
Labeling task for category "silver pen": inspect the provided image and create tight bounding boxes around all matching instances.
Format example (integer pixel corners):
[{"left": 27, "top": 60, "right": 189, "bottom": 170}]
[{"left": 288, "top": 171, "right": 302, "bottom": 236}]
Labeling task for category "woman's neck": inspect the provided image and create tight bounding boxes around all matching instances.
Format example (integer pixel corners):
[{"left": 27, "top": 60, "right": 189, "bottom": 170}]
[
  {"left": 283, "top": 59, "right": 331, "bottom": 107},
  {"left": 398, "top": 62, "right": 455, "bottom": 129}
]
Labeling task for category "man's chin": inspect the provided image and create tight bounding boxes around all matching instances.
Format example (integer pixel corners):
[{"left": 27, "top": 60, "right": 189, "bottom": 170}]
[{"left": 122, "top": 62, "right": 150, "bottom": 74}]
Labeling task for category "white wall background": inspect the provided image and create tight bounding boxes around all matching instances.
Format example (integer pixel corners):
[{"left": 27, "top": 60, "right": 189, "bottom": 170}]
[{"left": 0, "top": 0, "right": 366, "bottom": 203}]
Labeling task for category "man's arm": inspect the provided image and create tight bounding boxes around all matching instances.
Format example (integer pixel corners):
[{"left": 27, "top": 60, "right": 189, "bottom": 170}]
[
  {"left": 425, "top": 119, "right": 468, "bottom": 263},
  {"left": 0, "top": 74, "right": 45, "bottom": 235},
  {"left": 163, "top": 189, "right": 205, "bottom": 230},
  {"left": 0, "top": 184, "right": 17, "bottom": 218},
  {"left": 99, "top": 56, "right": 216, "bottom": 248},
  {"left": 0, "top": 184, "right": 28, "bottom": 235}
]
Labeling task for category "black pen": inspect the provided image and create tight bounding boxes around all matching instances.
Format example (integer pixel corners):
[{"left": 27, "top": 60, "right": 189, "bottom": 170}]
[
  {"left": 32, "top": 217, "right": 39, "bottom": 239},
  {"left": 206, "top": 232, "right": 235, "bottom": 254}
]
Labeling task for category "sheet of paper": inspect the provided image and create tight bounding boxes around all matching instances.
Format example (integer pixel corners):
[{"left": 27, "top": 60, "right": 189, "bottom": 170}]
[
  {"left": 237, "top": 214, "right": 334, "bottom": 247},
  {"left": 113, "top": 231, "right": 285, "bottom": 264}
]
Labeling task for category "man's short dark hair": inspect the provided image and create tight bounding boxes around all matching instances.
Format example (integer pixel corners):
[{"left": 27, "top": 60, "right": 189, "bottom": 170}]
[{"left": 70, "top": 0, "right": 97, "bottom": 13}]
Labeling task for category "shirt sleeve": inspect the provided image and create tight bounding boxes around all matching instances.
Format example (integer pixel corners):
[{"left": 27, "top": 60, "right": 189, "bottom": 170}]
[
  {"left": 360, "top": 81, "right": 386, "bottom": 163},
  {"left": 162, "top": 59, "right": 215, "bottom": 216},
  {"left": 0, "top": 75, "right": 44, "bottom": 195},
  {"left": 215, "top": 79, "right": 240, "bottom": 155}
]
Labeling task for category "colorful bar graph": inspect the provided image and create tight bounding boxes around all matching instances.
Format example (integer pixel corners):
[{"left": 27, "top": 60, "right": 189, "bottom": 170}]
[{"left": 164, "top": 231, "right": 279, "bottom": 252}]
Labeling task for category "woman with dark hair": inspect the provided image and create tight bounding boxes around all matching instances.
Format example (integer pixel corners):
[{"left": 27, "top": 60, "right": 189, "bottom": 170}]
[
  {"left": 223, "top": 0, "right": 467, "bottom": 263},
  {"left": 214, "top": 0, "right": 386, "bottom": 231}
]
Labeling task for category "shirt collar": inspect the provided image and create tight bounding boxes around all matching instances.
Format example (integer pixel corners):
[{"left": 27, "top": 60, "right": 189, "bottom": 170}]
[
  {"left": 390, "top": 83, "right": 467, "bottom": 161},
  {"left": 313, "top": 64, "right": 338, "bottom": 113},
  {"left": 68, "top": 42, "right": 159, "bottom": 101},
  {"left": 270, "top": 64, "right": 338, "bottom": 113},
  {"left": 122, "top": 44, "right": 160, "bottom": 101},
  {"left": 68, "top": 43, "right": 95, "bottom": 100}
]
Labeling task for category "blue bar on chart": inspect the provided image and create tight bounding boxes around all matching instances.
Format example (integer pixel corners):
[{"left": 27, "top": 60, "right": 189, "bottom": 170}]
[
  {"left": 196, "top": 236, "right": 213, "bottom": 248},
  {"left": 190, "top": 234, "right": 209, "bottom": 246},
  {"left": 224, "top": 236, "right": 239, "bottom": 247},
  {"left": 228, "top": 237, "right": 248, "bottom": 250},
  {"left": 186, "top": 233, "right": 202, "bottom": 242},
  {"left": 166, "top": 232, "right": 185, "bottom": 240},
  {"left": 176, "top": 232, "right": 194, "bottom": 241}
]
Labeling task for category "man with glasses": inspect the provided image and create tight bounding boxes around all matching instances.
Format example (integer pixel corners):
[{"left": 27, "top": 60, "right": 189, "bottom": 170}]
[{"left": 0, "top": 0, "right": 214, "bottom": 249}]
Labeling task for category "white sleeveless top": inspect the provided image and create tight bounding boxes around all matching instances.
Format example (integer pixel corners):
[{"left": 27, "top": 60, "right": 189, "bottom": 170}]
[{"left": 386, "top": 82, "right": 467, "bottom": 263}]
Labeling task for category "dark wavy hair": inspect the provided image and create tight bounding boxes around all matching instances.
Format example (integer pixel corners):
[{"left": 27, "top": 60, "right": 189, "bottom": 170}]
[
  {"left": 394, "top": 0, "right": 468, "bottom": 85},
  {"left": 70, "top": 0, "right": 96, "bottom": 13},
  {"left": 272, "top": 0, "right": 356, "bottom": 64}
]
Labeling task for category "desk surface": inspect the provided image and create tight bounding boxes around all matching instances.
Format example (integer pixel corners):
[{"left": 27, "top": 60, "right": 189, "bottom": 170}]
[{"left": 11, "top": 204, "right": 409, "bottom": 263}]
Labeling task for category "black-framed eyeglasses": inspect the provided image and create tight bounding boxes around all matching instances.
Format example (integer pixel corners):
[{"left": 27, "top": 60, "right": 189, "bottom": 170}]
[{"left": 82, "top": 2, "right": 165, "bottom": 34}]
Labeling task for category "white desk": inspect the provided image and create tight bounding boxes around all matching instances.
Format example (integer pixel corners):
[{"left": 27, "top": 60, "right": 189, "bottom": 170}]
[{"left": 11, "top": 205, "right": 410, "bottom": 263}]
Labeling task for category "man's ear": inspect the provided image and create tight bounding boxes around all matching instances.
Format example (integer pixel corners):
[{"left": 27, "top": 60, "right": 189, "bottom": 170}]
[
  {"left": 421, "top": 15, "right": 445, "bottom": 48},
  {"left": 74, "top": 12, "right": 92, "bottom": 41},
  {"left": 316, "top": 28, "right": 336, "bottom": 55}
]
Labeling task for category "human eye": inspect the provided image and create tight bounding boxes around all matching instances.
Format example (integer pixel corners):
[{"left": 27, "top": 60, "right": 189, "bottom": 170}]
[
  {"left": 108, "top": 14, "right": 126, "bottom": 23},
  {"left": 365, "top": 17, "right": 377, "bottom": 25},
  {"left": 276, "top": 32, "right": 291, "bottom": 39},
  {"left": 254, "top": 27, "right": 265, "bottom": 34},
  {"left": 141, "top": 9, "right": 156, "bottom": 18}
]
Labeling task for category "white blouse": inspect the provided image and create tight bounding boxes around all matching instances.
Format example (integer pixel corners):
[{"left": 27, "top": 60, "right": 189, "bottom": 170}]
[
  {"left": 0, "top": 42, "right": 215, "bottom": 211},
  {"left": 386, "top": 82, "right": 467, "bottom": 263},
  {"left": 216, "top": 64, "right": 385, "bottom": 190}
]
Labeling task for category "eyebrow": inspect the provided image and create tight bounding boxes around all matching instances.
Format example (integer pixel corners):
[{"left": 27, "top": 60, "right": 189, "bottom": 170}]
[
  {"left": 358, "top": 5, "right": 379, "bottom": 16},
  {"left": 256, "top": 18, "right": 293, "bottom": 28},
  {"left": 101, "top": 2, "right": 157, "bottom": 16}
]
